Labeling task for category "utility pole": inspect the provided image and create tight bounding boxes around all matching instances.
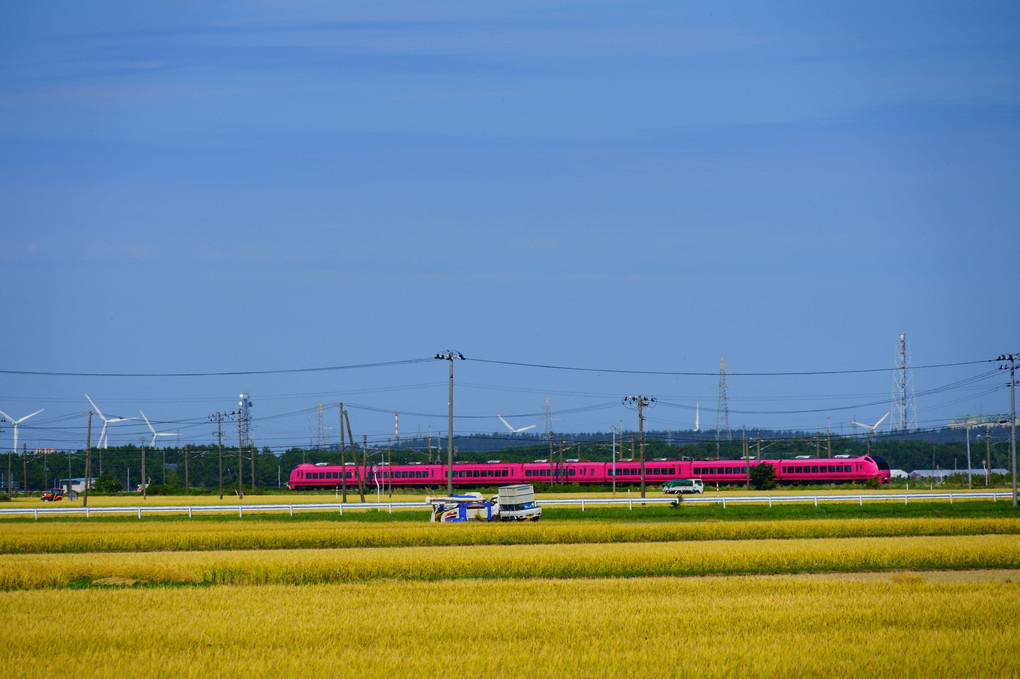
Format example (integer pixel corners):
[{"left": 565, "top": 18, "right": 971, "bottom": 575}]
[
  {"left": 610, "top": 426, "right": 618, "bottom": 496},
  {"left": 558, "top": 439, "right": 564, "bottom": 486},
  {"left": 141, "top": 438, "right": 147, "bottom": 500},
  {"left": 965, "top": 424, "right": 973, "bottom": 490},
  {"left": 184, "top": 444, "right": 190, "bottom": 491},
  {"left": 250, "top": 441, "right": 257, "bottom": 494},
  {"left": 996, "top": 354, "right": 1018, "bottom": 507},
  {"left": 387, "top": 437, "right": 392, "bottom": 499},
  {"left": 985, "top": 425, "right": 992, "bottom": 486},
  {"left": 624, "top": 396, "right": 654, "bottom": 498},
  {"left": 344, "top": 409, "right": 362, "bottom": 501},
  {"left": 338, "top": 404, "right": 348, "bottom": 502},
  {"left": 549, "top": 431, "right": 554, "bottom": 485},
  {"left": 362, "top": 434, "right": 368, "bottom": 503},
  {"left": 236, "top": 415, "right": 244, "bottom": 500},
  {"left": 2, "top": 420, "right": 9, "bottom": 498},
  {"left": 435, "top": 351, "right": 464, "bottom": 496},
  {"left": 744, "top": 430, "right": 750, "bottom": 489},
  {"left": 83, "top": 412, "right": 92, "bottom": 507},
  {"left": 22, "top": 442, "right": 27, "bottom": 496},
  {"left": 209, "top": 412, "right": 233, "bottom": 500}
]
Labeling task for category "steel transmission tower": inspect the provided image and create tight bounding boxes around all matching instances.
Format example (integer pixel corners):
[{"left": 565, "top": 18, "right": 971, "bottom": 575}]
[
  {"left": 716, "top": 358, "right": 731, "bottom": 441},
  {"left": 238, "top": 392, "right": 253, "bottom": 449},
  {"left": 891, "top": 333, "right": 917, "bottom": 432}
]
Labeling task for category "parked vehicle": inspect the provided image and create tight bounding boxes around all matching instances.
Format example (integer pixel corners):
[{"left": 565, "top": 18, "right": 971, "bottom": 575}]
[
  {"left": 662, "top": 479, "right": 704, "bottom": 494},
  {"left": 41, "top": 487, "right": 64, "bottom": 501},
  {"left": 427, "top": 485, "right": 542, "bottom": 522},
  {"left": 427, "top": 492, "right": 494, "bottom": 523},
  {"left": 492, "top": 484, "right": 542, "bottom": 521}
]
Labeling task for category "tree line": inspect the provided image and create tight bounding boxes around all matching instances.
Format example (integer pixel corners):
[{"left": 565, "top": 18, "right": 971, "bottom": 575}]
[{"left": 2, "top": 431, "right": 1011, "bottom": 494}]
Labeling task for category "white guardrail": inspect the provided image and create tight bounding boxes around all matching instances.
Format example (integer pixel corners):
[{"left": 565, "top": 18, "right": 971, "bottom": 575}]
[{"left": 0, "top": 491, "right": 1014, "bottom": 519}]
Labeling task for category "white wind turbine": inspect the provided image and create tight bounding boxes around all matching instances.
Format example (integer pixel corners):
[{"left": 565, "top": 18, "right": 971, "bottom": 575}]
[
  {"left": 497, "top": 413, "right": 538, "bottom": 434},
  {"left": 85, "top": 394, "right": 136, "bottom": 449},
  {"left": 851, "top": 411, "right": 890, "bottom": 435},
  {"left": 140, "top": 411, "right": 180, "bottom": 448},
  {"left": 0, "top": 408, "right": 44, "bottom": 460}
]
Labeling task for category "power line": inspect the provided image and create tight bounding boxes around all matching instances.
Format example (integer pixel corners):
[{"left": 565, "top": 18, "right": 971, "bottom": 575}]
[
  {"left": 0, "top": 357, "right": 433, "bottom": 378},
  {"left": 469, "top": 356, "right": 992, "bottom": 376}
]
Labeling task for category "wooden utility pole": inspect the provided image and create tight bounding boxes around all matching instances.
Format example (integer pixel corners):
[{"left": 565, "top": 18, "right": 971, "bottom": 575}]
[
  {"left": 827, "top": 426, "right": 832, "bottom": 458},
  {"left": 558, "top": 439, "right": 564, "bottom": 485},
  {"left": 549, "top": 431, "right": 554, "bottom": 485},
  {"left": 236, "top": 417, "right": 244, "bottom": 499},
  {"left": 744, "top": 431, "right": 750, "bottom": 489},
  {"left": 184, "top": 444, "right": 190, "bottom": 491},
  {"left": 338, "top": 404, "right": 347, "bottom": 502},
  {"left": 344, "top": 409, "right": 362, "bottom": 501},
  {"left": 985, "top": 426, "right": 992, "bottom": 486},
  {"left": 250, "top": 441, "right": 257, "bottom": 494},
  {"left": 624, "top": 396, "right": 653, "bottom": 498},
  {"left": 216, "top": 414, "right": 224, "bottom": 499},
  {"left": 142, "top": 438, "right": 148, "bottom": 499},
  {"left": 434, "top": 352, "right": 464, "bottom": 495},
  {"left": 83, "top": 412, "right": 93, "bottom": 507},
  {"left": 22, "top": 442, "right": 28, "bottom": 496}
]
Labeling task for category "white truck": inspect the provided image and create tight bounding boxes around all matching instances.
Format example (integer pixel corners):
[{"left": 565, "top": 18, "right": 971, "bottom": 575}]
[
  {"left": 662, "top": 478, "right": 704, "bottom": 494},
  {"left": 493, "top": 484, "right": 542, "bottom": 521}
]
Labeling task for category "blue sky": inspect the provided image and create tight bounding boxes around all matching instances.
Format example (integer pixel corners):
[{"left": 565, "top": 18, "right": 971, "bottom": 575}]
[{"left": 1, "top": 1, "right": 1018, "bottom": 452}]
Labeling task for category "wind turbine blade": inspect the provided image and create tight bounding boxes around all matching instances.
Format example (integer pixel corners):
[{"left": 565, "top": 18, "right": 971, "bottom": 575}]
[
  {"left": 84, "top": 394, "right": 106, "bottom": 422},
  {"left": 140, "top": 411, "right": 156, "bottom": 435},
  {"left": 874, "top": 411, "right": 890, "bottom": 428},
  {"left": 0, "top": 409, "right": 11, "bottom": 422},
  {"left": 19, "top": 409, "right": 44, "bottom": 423},
  {"left": 98, "top": 422, "right": 109, "bottom": 448},
  {"left": 517, "top": 424, "right": 537, "bottom": 432},
  {"left": 497, "top": 414, "right": 515, "bottom": 432}
]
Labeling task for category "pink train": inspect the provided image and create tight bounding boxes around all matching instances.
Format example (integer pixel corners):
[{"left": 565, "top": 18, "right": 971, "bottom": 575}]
[{"left": 288, "top": 454, "right": 891, "bottom": 490}]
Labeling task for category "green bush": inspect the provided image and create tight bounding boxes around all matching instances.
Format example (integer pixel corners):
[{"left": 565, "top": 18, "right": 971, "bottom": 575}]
[
  {"left": 749, "top": 464, "right": 777, "bottom": 491},
  {"left": 92, "top": 475, "right": 123, "bottom": 493}
]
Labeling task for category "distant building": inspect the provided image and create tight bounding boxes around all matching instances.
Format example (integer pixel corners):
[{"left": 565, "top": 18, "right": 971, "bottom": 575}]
[
  {"left": 909, "top": 469, "right": 1008, "bottom": 480},
  {"left": 57, "top": 478, "right": 94, "bottom": 493}
]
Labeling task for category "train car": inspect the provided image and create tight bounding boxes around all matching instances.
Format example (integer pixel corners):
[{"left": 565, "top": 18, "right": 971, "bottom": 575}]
[{"left": 288, "top": 454, "right": 890, "bottom": 490}]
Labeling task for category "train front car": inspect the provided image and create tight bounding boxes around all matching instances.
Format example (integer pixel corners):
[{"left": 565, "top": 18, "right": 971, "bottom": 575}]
[{"left": 862, "top": 455, "right": 892, "bottom": 484}]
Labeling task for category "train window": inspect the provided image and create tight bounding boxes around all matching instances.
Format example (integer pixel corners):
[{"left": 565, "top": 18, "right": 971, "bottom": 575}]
[
  {"left": 827, "top": 466, "right": 835, "bottom": 473},
  {"left": 569, "top": 468, "right": 575, "bottom": 476}
]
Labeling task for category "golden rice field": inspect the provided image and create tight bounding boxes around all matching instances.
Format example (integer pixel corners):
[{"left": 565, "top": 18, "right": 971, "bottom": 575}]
[
  {"left": 1, "top": 516, "right": 1019, "bottom": 553},
  {"left": 1, "top": 574, "right": 1017, "bottom": 679},
  {"left": 2, "top": 509, "right": 1018, "bottom": 677},
  {"left": 0, "top": 535, "right": 1017, "bottom": 589}
]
